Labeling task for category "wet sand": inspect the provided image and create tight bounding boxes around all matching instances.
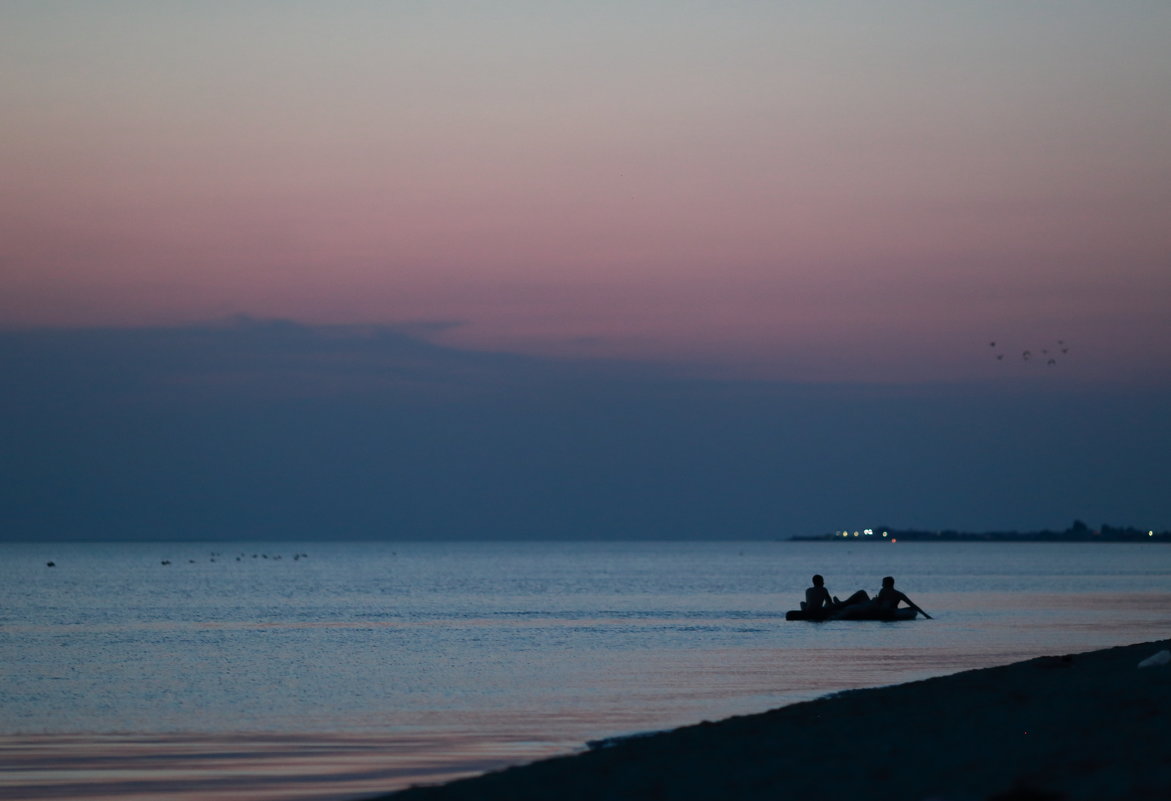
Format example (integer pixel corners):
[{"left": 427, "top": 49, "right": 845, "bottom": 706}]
[
  {"left": 376, "top": 639, "right": 1171, "bottom": 801},
  {"left": 0, "top": 733, "right": 570, "bottom": 801}
]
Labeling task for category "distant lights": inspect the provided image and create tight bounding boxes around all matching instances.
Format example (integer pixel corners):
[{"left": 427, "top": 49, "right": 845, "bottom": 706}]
[{"left": 836, "top": 527, "right": 895, "bottom": 540}]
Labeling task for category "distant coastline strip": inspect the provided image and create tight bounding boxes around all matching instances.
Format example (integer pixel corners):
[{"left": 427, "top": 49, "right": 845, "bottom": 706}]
[{"left": 792, "top": 520, "right": 1169, "bottom": 542}]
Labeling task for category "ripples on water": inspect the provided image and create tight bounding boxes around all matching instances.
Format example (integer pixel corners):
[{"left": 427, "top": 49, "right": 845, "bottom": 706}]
[{"left": 2, "top": 540, "right": 1169, "bottom": 800}]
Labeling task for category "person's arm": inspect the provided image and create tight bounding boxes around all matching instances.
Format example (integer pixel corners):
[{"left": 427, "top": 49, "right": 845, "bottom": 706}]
[{"left": 901, "top": 591, "right": 932, "bottom": 619}]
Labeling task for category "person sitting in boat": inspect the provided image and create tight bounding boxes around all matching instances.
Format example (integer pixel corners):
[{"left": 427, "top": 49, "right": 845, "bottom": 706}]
[
  {"left": 802, "top": 574, "right": 833, "bottom": 612},
  {"left": 802, "top": 575, "right": 869, "bottom": 612},
  {"left": 874, "top": 576, "right": 927, "bottom": 617}
]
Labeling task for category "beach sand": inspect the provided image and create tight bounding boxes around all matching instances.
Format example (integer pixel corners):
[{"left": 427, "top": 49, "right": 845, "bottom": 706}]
[{"left": 374, "top": 639, "right": 1171, "bottom": 801}]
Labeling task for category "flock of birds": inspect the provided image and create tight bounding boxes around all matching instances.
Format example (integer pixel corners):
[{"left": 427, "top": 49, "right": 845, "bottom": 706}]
[
  {"left": 988, "top": 339, "right": 1070, "bottom": 367},
  {"left": 46, "top": 552, "right": 310, "bottom": 568},
  {"left": 160, "top": 552, "right": 310, "bottom": 565}
]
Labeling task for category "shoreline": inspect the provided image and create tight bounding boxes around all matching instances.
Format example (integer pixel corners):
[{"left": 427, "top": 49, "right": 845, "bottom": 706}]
[{"left": 376, "top": 638, "right": 1171, "bottom": 801}]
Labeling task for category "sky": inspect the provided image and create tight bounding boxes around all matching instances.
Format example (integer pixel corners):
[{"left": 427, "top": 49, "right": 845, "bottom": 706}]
[{"left": 2, "top": 2, "right": 1169, "bottom": 540}]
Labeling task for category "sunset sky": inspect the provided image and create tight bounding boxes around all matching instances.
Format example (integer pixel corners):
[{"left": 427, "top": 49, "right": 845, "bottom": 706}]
[{"left": 2, "top": 3, "right": 1169, "bottom": 539}]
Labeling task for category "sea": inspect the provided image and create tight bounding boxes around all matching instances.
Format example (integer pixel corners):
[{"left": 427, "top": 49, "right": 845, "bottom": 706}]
[{"left": 2, "top": 540, "right": 1169, "bottom": 801}]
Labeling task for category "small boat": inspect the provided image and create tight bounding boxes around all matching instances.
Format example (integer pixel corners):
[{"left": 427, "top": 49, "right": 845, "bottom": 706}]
[{"left": 785, "top": 607, "right": 920, "bottom": 622}]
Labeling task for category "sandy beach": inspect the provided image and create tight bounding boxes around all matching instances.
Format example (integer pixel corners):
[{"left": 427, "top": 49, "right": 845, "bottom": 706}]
[{"left": 376, "top": 639, "right": 1171, "bottom": 801}]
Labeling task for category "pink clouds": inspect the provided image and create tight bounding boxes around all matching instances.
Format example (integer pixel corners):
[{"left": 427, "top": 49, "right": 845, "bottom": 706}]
[{"left": 2, "top": 3, "right": 1169, "bottom": 382}]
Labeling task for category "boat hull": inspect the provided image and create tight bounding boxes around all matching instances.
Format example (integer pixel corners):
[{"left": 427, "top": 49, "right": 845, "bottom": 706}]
[{"left": 785, "top": 607, "right": 919, "bottom": 622}]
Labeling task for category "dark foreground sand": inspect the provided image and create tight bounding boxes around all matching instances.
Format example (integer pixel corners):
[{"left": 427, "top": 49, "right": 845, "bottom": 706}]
[{"left": 373, "top": 639, "right": 1171, "bottom": 801}]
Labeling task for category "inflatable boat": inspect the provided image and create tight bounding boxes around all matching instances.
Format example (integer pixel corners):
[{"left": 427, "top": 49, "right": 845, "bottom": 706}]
[{"left": 785, "top": 606, "right": 920, "bottom": 622}]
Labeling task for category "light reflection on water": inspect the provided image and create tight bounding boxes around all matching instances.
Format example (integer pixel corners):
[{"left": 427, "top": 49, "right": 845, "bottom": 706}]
[
  {"left": 1, "top": 541, "right": 1170, "bottom": 800},
  {"left": 0, "top": 733, "right": 570, "bottom": 801}
]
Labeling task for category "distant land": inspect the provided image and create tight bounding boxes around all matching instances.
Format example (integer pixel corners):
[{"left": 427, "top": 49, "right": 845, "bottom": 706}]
[{"left": 792, "top": 520, "right": 1170, "bottom": 543}]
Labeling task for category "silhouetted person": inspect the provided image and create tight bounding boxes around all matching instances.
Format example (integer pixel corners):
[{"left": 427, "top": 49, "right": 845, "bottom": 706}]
[
  {"left": 803, "top": 574, "right": 832, "bottom": 612},
  {"left": 874, "top": 576, "right": 930, "bottom": 618},
  {"left": 802, "top": 575, "right": 869, "bottom": 612}
]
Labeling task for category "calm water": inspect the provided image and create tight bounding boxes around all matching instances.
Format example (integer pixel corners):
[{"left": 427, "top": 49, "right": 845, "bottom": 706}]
[{"left": 2, "top": 540, "right": 1170, "bottom": 800}]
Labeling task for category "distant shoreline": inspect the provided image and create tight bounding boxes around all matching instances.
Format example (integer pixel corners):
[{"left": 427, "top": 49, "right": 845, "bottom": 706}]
[{"left": 791, "top": 521, "right": 1169, "bottom": 543}]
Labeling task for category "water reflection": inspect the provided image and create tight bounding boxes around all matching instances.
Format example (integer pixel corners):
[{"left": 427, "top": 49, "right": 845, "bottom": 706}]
[
  {"left": 0, "top": 733, "right": 572, "bottom": 801},
  {"left": 4, "top": 540, "right": 1169, "bottom": 801}
]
